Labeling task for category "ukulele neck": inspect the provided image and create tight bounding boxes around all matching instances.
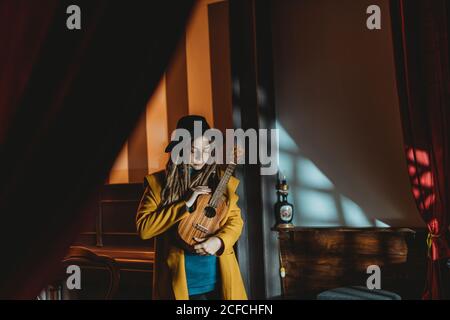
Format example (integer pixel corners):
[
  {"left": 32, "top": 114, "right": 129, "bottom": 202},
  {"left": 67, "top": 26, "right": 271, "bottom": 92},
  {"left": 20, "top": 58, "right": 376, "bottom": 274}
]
[{"left": 209, "top": 163, "right": 236, "bottom": 207}]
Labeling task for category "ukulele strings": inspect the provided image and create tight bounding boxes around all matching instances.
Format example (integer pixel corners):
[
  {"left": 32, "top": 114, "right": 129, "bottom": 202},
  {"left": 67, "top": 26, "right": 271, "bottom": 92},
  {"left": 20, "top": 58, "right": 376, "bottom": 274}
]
[
  {"left": 196, "top": 165, "right": 228, "bottom": 238},
  {"left": 187, "top": 164, "right": 216, "bottom": 245},
  {"left": 192, "top": 147, "right": 238, "bottom": 245},
  {"left": 194, "top": 164, "right": 234, "bottom": 244}
]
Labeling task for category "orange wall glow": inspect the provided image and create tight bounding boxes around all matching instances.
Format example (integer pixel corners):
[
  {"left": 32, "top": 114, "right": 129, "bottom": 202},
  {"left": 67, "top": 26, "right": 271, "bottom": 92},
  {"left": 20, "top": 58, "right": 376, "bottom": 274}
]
[{"left": 108, "top": 0, "right": 229, "bottom": 184}]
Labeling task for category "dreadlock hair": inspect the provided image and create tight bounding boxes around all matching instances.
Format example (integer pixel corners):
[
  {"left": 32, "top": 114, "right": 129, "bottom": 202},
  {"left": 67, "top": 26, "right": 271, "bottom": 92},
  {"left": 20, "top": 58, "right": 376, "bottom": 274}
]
[{"left": 159, "top": 158, "right": 218, "bottom": 208}]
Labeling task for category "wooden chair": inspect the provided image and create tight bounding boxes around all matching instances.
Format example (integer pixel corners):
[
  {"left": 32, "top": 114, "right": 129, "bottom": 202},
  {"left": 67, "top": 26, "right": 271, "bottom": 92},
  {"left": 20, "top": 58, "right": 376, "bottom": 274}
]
[{"left": 42, "top": 246, "right": 120, "bottom": 300}]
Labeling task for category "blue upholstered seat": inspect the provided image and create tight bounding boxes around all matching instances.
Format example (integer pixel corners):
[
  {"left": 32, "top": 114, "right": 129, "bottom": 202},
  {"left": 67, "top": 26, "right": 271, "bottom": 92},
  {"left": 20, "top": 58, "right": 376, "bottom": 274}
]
[{"left": 317, "top": 286, "right": 401, "bottom": 300}]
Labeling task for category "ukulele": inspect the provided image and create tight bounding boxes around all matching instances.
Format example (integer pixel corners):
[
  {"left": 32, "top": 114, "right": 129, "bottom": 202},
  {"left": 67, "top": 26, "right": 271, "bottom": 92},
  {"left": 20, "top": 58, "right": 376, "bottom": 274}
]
[{"left": 177, "top": 148, "right": 242, "bottom": 252}]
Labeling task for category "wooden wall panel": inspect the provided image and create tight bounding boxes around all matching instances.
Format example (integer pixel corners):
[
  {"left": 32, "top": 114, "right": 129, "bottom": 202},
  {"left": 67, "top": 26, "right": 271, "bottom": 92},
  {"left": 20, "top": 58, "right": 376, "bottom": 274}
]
[
  {"left": 208, "top": 1, "right": 233, "bottom": 134},
  {"left": 166, "top": 35, "right": 189, "bottom": 136},
  {"left": 146, "top": 78, "right": 169, "bottom": 175},
  {"left": 127, "top": 113, "right": 149, "bottom": 183},
  {"left": 186, "top": 0, "right": 215, "bottom": 125},
  {"left": 109, "top": 0, "right": 232, "bottom": 184},
  {"left": 108, "top": 142, "right": 129, "bottom": 184}
]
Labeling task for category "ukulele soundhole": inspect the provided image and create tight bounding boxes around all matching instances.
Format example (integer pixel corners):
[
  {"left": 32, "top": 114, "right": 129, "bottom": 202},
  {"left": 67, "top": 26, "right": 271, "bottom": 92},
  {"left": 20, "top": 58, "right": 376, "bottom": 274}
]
[{"left": 204, "top": 206, "right": 216, "bottom": 218}]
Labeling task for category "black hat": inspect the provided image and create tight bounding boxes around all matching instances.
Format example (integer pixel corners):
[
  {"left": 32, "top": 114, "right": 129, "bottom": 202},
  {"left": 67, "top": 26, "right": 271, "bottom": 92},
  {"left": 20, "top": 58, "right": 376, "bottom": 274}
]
[{"left": 164, "top": 115, "right": 211, "bottom": 153}]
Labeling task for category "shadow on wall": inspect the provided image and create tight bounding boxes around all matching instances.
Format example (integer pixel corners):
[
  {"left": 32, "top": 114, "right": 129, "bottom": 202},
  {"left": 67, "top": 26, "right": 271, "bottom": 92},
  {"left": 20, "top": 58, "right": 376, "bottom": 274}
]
[
  {"left": 270, "top": 0, "right": 423, "bottom": 228},
  {"left": 278, "top": 121, "right": 410, "bottom": 227}
]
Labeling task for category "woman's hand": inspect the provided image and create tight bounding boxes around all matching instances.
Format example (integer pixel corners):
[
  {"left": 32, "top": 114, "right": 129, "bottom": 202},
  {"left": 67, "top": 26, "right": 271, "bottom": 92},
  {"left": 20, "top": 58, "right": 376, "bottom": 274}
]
[
  {"left": 193, "top": 236, "right": 223, "bottom": 256},
  {"left": 185, "top": 186, "right": 211, "bottom": 208}
]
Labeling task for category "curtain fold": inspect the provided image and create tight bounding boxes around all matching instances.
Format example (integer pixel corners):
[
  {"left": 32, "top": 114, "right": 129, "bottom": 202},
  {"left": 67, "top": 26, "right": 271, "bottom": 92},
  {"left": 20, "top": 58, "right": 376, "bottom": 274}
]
[
  {"left": 0, "top": 0, "right": 59, "bottom": 143},
  {"left": 390, "top": 0, "right": 450, "bottom": 299},
  {"left": 0, "top": 0, "right": 194, "bottom": 299}
]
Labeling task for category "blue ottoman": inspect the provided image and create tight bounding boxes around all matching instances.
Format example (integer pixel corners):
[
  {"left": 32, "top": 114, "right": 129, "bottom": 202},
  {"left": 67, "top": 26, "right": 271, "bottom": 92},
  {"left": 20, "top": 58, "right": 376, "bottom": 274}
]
[{"left": 317, "top": 286, "right": 401, "bottom": 300}]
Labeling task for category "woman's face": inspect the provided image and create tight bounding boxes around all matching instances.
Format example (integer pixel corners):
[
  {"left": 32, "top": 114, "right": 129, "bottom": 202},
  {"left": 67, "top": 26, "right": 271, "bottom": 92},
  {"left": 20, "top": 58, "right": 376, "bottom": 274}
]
[{"left": 190, "top": 136, "right": 211, "bottom": 170}]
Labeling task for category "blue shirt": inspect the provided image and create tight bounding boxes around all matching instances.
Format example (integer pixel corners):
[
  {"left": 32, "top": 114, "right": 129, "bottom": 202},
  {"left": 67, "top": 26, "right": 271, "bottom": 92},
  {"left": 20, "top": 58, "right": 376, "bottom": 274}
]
[{"left": 184, "top": 251, "right": 218, "bottom": 295}]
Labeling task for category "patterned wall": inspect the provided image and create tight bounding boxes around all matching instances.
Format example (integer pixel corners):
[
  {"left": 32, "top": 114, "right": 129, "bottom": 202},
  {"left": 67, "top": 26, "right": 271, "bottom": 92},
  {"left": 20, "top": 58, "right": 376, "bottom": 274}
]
[{"left": 107, "top": 0, "right": 232, "bottom": 184}]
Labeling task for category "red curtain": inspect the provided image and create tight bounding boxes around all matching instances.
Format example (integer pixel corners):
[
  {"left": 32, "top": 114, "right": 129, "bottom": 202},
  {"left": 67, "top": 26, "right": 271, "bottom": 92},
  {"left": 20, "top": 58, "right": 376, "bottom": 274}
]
[
  {"left": 0, "top": 0, "right": 194, "bottom": 298},
  {"left": 390, "top": 0, "right": 450, "bottom": 299}
]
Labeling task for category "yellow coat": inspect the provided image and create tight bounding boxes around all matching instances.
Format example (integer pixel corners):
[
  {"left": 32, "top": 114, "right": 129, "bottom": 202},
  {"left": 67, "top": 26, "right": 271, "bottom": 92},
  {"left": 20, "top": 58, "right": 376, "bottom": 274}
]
[{"left": 136, "top": 170, "right": 248, "bottom": 300}]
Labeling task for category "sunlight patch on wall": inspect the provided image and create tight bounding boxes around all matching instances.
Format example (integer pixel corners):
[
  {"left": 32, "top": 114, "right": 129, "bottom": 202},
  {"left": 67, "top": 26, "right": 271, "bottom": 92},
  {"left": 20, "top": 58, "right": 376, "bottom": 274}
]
[
  {"left": 297, "top": 158, "right": 334, "bottom": 190},
  {"left": 375, "top": 219, "right": 390, "bottom": 227},
  {"left": 277, "top": 124, "right": 300, "bottom": 153},
  {"left": 276, "top": 121, "right": 390, "bottom": 227},
  {"left": 278, "top": 152, "right": 295, "bottom": 182},
  {"left": 297, "top": 190, "right": 340, "bottom": 226},
  {"left": 340, "top": 195, "right": 372, "bottom": 227}
]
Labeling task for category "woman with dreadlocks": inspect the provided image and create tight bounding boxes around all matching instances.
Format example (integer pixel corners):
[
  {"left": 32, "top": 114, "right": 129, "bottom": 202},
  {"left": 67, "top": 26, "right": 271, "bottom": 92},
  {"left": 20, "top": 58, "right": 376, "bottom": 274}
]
[{"left": 136, "top": 115, "right": 247, "bottom": 300}]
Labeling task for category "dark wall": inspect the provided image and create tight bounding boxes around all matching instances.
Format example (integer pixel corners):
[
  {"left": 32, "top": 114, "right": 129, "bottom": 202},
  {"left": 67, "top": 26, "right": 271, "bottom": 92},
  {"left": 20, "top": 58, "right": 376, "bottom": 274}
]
[{"left": 264, "top": 0, "right": 424, "bottom": 298}]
